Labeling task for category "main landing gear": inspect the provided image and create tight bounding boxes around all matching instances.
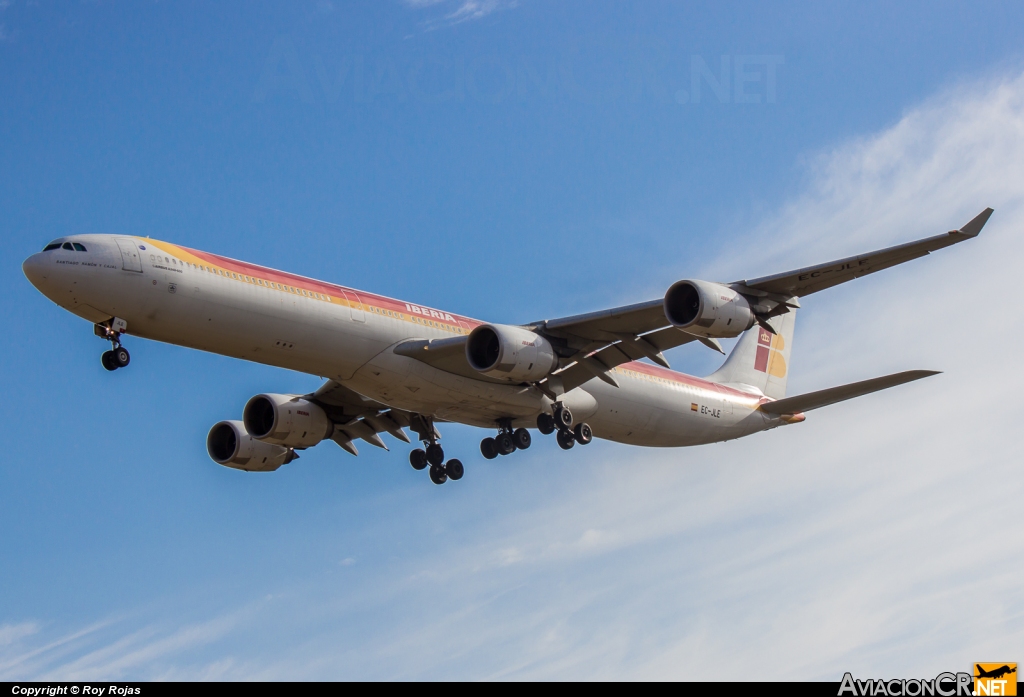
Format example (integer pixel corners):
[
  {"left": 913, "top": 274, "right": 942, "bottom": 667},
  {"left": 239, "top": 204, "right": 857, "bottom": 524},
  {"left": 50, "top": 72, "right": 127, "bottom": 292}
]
[
  {"left": 480, "top": 419, "right": 531, "bottom": 460},
  {"left": 95, "top": 321, "right": 130, "bottom": 372},
  {"left": 480, "top": 405, "right": 593, "bottom": 459},
  {"left": 540, "top": 402, "right": 593, "bottom": 451},
  {"left": 408, "top": 415, "right": 463, "bottom": 485}
]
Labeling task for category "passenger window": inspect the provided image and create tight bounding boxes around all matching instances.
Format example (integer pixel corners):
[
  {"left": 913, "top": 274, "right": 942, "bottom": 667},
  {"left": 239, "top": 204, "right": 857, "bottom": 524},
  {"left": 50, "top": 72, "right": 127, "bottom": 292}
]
[
  {"left": 62, "top": 242, "right": 74, "bottom": 250},
  {"left": 72, "top": 243, "right": 87, "bottom": 251},
  {"left": 43, "top": 243, "right": 61, "bottom": 251}
]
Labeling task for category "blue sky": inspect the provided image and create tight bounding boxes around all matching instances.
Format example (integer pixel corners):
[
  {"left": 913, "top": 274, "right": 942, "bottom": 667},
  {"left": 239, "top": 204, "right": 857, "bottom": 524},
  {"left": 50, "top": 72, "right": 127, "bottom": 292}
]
[{"left": 2, "top": 0, "right": 1023, "bottom": 680}]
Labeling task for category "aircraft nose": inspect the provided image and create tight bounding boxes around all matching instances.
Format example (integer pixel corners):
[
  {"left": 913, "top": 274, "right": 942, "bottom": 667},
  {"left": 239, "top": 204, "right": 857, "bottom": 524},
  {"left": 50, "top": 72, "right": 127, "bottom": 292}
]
[{"left": 22, "top": 252, "right": 49, "bottom": 291}]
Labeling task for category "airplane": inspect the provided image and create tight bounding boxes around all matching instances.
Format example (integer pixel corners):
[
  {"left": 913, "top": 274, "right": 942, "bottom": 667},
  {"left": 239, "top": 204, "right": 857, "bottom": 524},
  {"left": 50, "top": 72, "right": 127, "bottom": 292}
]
[
  {"left": 21, "top": 208, "right": 993, "bottom": 485},
  {"left": 975, "top": 665, "right": 1016, "bottom": 680}
]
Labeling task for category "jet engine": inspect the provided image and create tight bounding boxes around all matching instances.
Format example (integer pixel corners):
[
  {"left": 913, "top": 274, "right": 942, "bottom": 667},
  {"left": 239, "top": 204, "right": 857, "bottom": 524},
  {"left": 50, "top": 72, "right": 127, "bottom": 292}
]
[
  {"left": 663, "top": 280, "right": 756, "bottom": 338},
  {"left": 466, "top": 323, "right": 559, "bottom": 382},
  {"left": 207, "top": 420, "right": 297, "bottom": 472},
  {"left": 242, "top": 393, "right": 333, "bottom": 449}
]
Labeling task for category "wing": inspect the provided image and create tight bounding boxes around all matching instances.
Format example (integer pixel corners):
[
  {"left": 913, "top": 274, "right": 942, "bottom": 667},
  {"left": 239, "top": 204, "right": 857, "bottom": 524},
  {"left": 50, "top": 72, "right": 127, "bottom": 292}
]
[
  {"left": 736, "top": 208, "right": 993, "bottom": 297},
  {"left": 308, "top": 380, "right": 428, "bottom": 456},
  {"left": 534, "top": 209, "right": 991, "bottom": 389},
  {"left": 385, "top": 209, "right": 990, "bottom": 394},
  {"left": 391, "top": 306, "right": 705, "bottom": 390},
  {"left": 535, "top": 299, "right": 669, "bottom": 343},
  {"left": 524, "top": 301, "right": 718, "bottom": 392}
]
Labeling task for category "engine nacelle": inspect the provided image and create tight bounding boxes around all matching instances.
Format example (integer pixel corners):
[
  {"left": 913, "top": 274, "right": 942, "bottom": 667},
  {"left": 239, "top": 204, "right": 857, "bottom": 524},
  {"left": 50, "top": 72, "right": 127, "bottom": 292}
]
[
  {"left": 207, "top": 420, "right": 297, "bottom": 472},
  {"left": 664, "top": 280, "right": 756, "bottom": 338},
  {"left": 242, "top": 393, "right": 333, "bottom": 449},
  {"left": 466, "top": 323, "right": 559, "bottom": 382}
]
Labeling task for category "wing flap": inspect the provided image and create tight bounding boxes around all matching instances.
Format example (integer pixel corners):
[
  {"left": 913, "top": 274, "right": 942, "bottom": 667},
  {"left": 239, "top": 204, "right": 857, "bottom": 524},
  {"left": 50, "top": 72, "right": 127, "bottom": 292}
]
[
  {"left": 758, "top": 370, "right": 940, "bottom": 415},
  {"left": 309, "top": 381, "right": 416, "bottom": 455}
]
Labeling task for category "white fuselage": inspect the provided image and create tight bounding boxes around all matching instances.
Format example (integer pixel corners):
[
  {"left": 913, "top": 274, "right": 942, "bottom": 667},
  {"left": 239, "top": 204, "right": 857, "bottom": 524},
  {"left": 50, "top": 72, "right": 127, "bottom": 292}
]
[{"left": 23, "top": 234, "right": 783, "bottom": 447}]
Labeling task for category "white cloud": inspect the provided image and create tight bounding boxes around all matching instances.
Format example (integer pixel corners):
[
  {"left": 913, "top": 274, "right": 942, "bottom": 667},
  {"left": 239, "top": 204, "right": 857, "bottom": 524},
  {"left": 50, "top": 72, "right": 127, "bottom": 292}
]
[
  {"left": 405, "top": 0, "right": 518, "bottom": 27},
  {"left": 0, "top": 623, "right": 38, "bottom": 647},
  {"left": 6, "top": 69, "right": 1024, "bottom": 681}
]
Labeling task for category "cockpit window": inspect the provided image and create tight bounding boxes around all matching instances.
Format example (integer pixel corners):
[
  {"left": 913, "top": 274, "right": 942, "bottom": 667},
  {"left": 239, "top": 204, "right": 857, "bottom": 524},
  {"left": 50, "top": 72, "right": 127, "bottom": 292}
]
[
  {"left": 43, "top": 243, "right": 62, "bottom": 251},
  {"left": 62, "top": 242, "right": 74, "bottom": 250},
  {"left": 72, "top": 243, "right": 87, "bottom": 252}
]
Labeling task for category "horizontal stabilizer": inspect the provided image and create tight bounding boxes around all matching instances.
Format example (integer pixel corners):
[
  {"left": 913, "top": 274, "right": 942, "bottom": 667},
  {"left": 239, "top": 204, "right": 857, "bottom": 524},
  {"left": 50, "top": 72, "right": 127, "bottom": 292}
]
[{"left": 759, "top": 370, "right": 940, "bottom": 415}]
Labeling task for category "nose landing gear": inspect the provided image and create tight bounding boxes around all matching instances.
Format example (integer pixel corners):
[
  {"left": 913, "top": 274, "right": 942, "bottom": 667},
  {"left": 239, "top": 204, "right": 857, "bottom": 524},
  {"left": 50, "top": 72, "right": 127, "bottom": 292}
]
[{"left": 95, "top": 320, "right": 130, "bottom": 371}]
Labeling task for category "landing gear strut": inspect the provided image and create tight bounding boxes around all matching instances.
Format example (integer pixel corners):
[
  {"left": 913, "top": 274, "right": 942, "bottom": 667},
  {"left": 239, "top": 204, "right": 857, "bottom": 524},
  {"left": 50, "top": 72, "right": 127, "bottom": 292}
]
[
  {"left": 95, "top": 320, "right": 130, "bottom": 371},
  {"left": 409, "top": 415, "right": 463, "bottom": 485}
]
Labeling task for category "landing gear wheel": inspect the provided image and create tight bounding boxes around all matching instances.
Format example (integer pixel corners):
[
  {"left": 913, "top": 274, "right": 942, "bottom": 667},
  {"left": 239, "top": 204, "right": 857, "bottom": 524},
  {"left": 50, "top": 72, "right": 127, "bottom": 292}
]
[
  {"left": 553, "top": 406, "right": 573, "bottom": 430},
  {"left": 480, "top": 437, "right": 498, "bottom": 460},
  {"left": 112, "top": 346, "right": 131, "bottom": 368},
  {"left": 446, "top": 459, "right": 464, "bottom": 481},
  {"left": 512, "top": 428, "right": 532, "bottom": 450},
  {"left": 495, "top": 432, "right": 516, "bottom": 456},
  {"left": 537, "top": 413, "right": 555, "bottom": 435},
  {"left": 556, "top": 429, "right": 576, "bottom": 450},
  {"left": 573, "top": 422, "right": 593, "bottom": 445},
  {"left": 429, "top": 463, "right": 448, "bottom": 485},
  {"left": 426, "top": 443, "right": 445, "bottom": 466},
  {"left": 101, "top": 351, "right": 118, "bottom": 371},
  {"left": 410, "top": 448, "right": 428, "bottom": 470}
]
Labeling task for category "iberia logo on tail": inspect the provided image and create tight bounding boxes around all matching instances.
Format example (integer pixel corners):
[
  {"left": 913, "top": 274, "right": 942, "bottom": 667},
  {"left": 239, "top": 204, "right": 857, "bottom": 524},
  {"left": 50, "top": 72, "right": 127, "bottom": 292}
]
[{"left": 754, "top": 327, "right": 787, "bottom": 378}]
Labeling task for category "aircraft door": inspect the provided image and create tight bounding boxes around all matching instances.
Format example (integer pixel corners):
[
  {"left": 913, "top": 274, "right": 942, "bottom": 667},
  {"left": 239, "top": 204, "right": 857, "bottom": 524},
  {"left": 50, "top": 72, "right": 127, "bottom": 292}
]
[
  {"left": 343, "top": 290, "right": 365, "bottom": 322},
  {"left": 115, "top": 238, "right": 143, "bottom": 272}
]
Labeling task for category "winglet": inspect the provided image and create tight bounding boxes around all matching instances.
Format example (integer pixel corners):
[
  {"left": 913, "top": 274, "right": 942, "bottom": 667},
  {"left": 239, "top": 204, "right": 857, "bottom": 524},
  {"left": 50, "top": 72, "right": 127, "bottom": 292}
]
[{"left": 956, "top": 207, "right": 994, "bottom": 238}]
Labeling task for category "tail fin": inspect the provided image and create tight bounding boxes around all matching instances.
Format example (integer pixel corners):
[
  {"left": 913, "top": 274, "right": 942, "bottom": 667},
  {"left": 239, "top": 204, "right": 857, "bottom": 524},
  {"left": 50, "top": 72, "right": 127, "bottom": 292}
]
[{"left": 707, "top": 311, "right": 796, "bottom": 399}]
